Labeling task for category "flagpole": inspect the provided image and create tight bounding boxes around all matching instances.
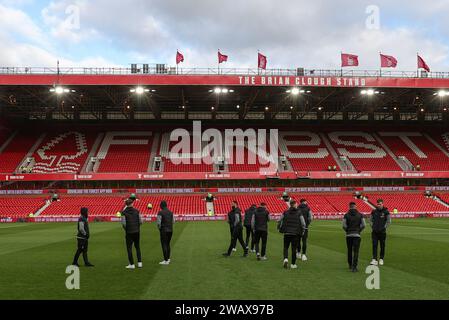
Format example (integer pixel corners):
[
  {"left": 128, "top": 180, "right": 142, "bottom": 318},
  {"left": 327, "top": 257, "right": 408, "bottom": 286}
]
[
  {"left": 416, "top": 52, "right": 419, "bottom": 78},
  {"left": 340, "top": 51, "right": 343, "bottom": 77},
  {"left": 379, "top": 51, "right": 382, "bottom": 77},
  {"left": 218, "top": 49, "right": 220, "bottom": 75}
]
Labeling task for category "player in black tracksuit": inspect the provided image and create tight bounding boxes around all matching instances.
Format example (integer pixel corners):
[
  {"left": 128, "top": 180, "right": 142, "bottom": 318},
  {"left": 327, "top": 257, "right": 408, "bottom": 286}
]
[
  {"left": 157, "top": 200, "right": 175, "bottom": 265},
  {"left": 370, "top": 199, "right": 391, "bottom": 266},
  {"left": 297, "top": 199, "right": 313, "bottom": 261},
  {"left": 223, "top": 201, "right": 248, "bottom": 257},
  {"left": 244, "top": 205, "right": 256, "bottom": 252},
  {"left": 121, "top": 199, "right": 143, "bottom": 268},
  {"left": 278, "top": 200, "right": 305, "bottom": 269},
  {"left": 72, "top": 207, "right": 94, "bottom": 267},
  {"left": 342, "top": 202, "right": 366, "bottom": 272},
  {"left": 251, "top": 203, "right": 270, "bottom": 260}
]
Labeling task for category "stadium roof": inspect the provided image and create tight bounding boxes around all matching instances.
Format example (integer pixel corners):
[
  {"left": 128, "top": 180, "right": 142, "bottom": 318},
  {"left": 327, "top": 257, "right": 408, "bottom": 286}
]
[{"left": 1, "top": 66, "right": 448, "bottom": 120}]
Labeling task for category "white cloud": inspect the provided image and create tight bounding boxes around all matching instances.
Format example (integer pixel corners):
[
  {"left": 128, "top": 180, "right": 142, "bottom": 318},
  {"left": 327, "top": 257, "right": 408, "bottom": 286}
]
[{"left": 0, "top": 0, "right": 448, "bottom": 71}]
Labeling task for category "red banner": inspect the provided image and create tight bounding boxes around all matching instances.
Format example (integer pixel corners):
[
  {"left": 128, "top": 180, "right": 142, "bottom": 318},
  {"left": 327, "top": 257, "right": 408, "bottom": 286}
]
[
  {"left": 3, "top": 170, "right": 449, "bottom": 182},
  {"left": 341, "top": 53, "right": 359, "bottom": 67},
  {"left": 2, "top": 74, "right": 449, "bottom": 88}
]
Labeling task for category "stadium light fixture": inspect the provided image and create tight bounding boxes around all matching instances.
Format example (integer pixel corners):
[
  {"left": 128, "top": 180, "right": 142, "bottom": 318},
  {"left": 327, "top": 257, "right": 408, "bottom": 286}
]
[
  {"left": 291, "top": 88, "right": 300, "bottom": 95},
  {"left": 51, "top": 86, "right": 72, "bottom": 94},
  {"left": 236, "top": 105, "right": 240, "bottom": 109},
  {"left": 131, "top": 87, "right": 150, "bottom": 94},
  {"left": 437, "top": 90, "right": 448, "bottom": 97},
  {"left": 361, "top": 89, "right": 375, "bottom": 96},
  {"left": 214, "top": 88, "right": 222, "bottom": 94}
]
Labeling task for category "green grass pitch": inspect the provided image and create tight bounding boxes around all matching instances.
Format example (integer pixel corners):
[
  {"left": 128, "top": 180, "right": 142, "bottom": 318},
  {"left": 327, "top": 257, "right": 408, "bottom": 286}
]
[{"left": 1, "top": 218, "right": 449, "bottom": 300}]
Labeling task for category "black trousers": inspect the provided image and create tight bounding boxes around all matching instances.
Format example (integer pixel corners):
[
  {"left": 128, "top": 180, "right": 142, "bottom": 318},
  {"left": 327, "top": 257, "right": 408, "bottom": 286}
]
[
  {"left": 346, "top": 236, "right": 361, "bottom": 268},
  {"left": 283, "top": 234, "right": 299, "bottom": 265},
  {"left": 227, "top": 227, "right": 248, "bottom": 255},
  {"left": 372, "top": 231, "right": 387, "bottom": 259},
  {"left": 160, "top": 231, "right": 173, "bottom": 261},
  {"left": 73, "top": 238, "right": 89, "bottom": 265},
  {"left": 254, "top": 230, "right": 268, "bottom": 257},
  {"left": 244, "top": 225, "right": 255, "bottom": 250},
  {"left": 297, "top": 229, "right": 309, "bottom": 254},
  {"left": 229, "top": 226, "right": 236, "bottom": 249},
  {"left": 126, "top": 232, "right": 142, "bottom": 265}
]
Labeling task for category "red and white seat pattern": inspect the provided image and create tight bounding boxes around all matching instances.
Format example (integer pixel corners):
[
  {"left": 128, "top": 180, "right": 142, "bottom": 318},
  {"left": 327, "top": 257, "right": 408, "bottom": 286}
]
[
  {"left": 379, "top": 132, "right": 449, "bottom": 171},
  {"left": 32, "top": 132, "right": 93, "bottom": 173},
  {"left": 327, "top": 131, "right": 401, "bottom": 171},
  {"left": 96, "top": 132, "right": 153, "bottom": 173},
  {"left": 279, "top": 132, "right": 338, "bottom": 172}
]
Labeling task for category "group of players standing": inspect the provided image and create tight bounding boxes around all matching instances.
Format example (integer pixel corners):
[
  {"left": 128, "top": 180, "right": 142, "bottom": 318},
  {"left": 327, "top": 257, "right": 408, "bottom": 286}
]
[{"left": 223, "top": 195, "right": 392, "bottom": 272}]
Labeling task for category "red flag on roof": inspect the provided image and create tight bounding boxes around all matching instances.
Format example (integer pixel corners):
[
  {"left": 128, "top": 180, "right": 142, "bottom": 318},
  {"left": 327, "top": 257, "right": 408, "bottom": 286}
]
[
  {"left": 258, "top": 52, "right": 267, "bottom": 69},
  {"left": 218, "top": 51, "right": 228, "bottom": 64},
  {"left": 341, "top": 53, "right": 359, "bottom": 67},
  {"left": 380, "top": 53, "right": 398, "bottom": 68},
  {"left": 176, "top": 51, "right": 184, "bottom": 64},
  {"left": 417, "top": 55, "right": 430, "bottom": 72}
]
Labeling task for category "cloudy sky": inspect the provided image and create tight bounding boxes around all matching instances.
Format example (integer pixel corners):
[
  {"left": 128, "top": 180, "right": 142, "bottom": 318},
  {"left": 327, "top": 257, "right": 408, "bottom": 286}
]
[{"left": 1, "top": 0, "right": 448, "bottom": 71}]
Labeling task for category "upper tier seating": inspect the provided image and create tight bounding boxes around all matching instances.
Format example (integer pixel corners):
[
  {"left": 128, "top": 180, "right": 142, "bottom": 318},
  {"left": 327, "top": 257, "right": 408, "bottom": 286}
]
[
  {"left": 279, "top": 132, "right": 338, "bottom": 172},
  {"left": 0, "top": 132, "right": 37, "bottom": 173},
  {"left": 96, "top": 133, "right": 153, "bottom": 173},
  {"left": 32, "top": 131, "right": 95, "bottom": 174},
  {"left": 379, "top": 132, "right": 449, "bottom": 171},
  {"left": 326, "top": 132, "right": 401, "bottom": 171}
]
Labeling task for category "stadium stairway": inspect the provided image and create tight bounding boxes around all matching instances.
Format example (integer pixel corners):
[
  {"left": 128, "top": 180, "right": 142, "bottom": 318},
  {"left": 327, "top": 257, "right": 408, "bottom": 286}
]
[
  {"left": 34, "top": 200, "right": 52, "bottom": 217},
  {"left": 433, "top": 195, "right": 449, "bottom": 209},
  {"left": 372, "top": 133, "right": 408, "bottom": 171}
]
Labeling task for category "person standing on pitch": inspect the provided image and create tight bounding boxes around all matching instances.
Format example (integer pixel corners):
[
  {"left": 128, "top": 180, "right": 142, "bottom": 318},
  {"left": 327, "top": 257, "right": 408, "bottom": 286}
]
[
  {"left": 369, "top": 199, "right": 391, "bottom": 266},
  {"left": 244, "top": 204, "right": 257, "bottom": 253},
  {"left": 157, "top": 200, "right": 175, "bottom": 265},
  {"left": 223, "top": 201, "right": 248, "bottom": 257},
  {"left": 297, "top": 199, "right": 313, "bottom": 261},
  {"left": 252, "top": 203, "right": 270, "bottom": 260},
  {"left": 121, "top": 199, "right": 143, "bottom": 269},
  {"left": 72, "top": 207, "right": 94, "bottom": 267},
  {"left": 342, "top": 202, "right": 366, "bottom": 272},
  {"left": 278, "top": 200, "right": 305, "bottom": 269}
]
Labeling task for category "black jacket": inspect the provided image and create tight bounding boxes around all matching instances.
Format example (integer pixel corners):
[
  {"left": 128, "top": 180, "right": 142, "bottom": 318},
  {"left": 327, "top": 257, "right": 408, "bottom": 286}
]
[
  {"left": 228, "top": 207, "right": 243, "bottom": 231},
  {"left": 253, "top": 207, "right": 270, "bottom": 232},
  {"left": 370, "top": 207, "right": 391, "bottom": 233},
  {"left": 343, "top": 209, "right": 366, "bottom": 236},
  {"left": 244, "top": 206, "right": 256, "bottom": 227},
  {"left": 298, "top": 204, "right": 313, "bottom": 228},
  {"left": 121, "top": 207, "right": 142, "bottom": 234},
  {"left": 77, "top": 216, "right": 89, "bottom": 240},
  {"left": 158, "top": 208, "right": 174, "bottom": 233},
  {"left": 278, "top": 207, "right": 305, "bottom": 235}
]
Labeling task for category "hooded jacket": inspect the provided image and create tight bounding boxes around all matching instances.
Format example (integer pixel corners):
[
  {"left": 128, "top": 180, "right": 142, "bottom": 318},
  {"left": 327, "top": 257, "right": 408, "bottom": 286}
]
[
  {"left": 228, "top": 207, "right": 243, "bottom": 231},
  {"left": 121, "top": 206, "right": 142, "bottom": 234}
]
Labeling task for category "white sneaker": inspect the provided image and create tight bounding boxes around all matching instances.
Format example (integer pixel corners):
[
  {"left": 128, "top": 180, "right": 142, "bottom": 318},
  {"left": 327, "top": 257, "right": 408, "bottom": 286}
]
[
  {"left": 283, "top": 259, "right": 289, "bottom": 269},
  {"left": 301, "top": 255, "right": 308, "bottom": 261},
  {"left": 290, "top": 264, "right": 298, "bottom": 269},
  {"left": 168, "top": 259, "right": 171, "bottom": 263},
  {"left": 370, "top": 259, "right": 378, "bottom": 266},
  {"left": 159, "top": 260, "right": 169, "bottom": 265},
  {"left": 296, "top": 252, "right": 302, "bottom": 259},
  {"left": 379, "top": 259, "right": 384, "bottom": 266},
  {"left": 232, "top": 248, "right": 237, "bottom": 252},
  {"left": 137, "top": 262, "right": 143, "bottom": 268},
  {"left": 261, "top": 256, "right": 268, "bottom": 261},
  {"left": 126, "top": 264, "right": 135, "bottom": 269}
]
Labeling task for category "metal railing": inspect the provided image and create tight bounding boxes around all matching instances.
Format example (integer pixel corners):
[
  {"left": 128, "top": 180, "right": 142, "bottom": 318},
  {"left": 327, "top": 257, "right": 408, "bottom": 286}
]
[{"left": 1, "top": 66, "right": 449, "bottom": 79}]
